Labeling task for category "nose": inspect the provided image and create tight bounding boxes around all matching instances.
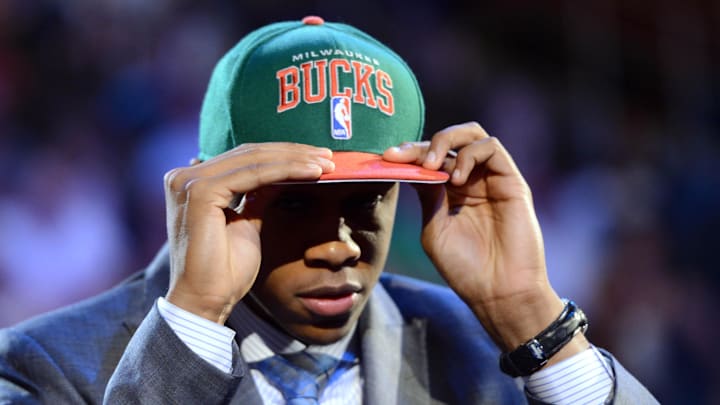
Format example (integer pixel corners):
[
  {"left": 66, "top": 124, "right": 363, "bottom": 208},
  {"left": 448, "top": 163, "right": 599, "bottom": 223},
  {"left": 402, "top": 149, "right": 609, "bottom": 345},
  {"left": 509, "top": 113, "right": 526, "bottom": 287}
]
[{"left": 304, "top": 217, "right": 361, "bottom": 268}]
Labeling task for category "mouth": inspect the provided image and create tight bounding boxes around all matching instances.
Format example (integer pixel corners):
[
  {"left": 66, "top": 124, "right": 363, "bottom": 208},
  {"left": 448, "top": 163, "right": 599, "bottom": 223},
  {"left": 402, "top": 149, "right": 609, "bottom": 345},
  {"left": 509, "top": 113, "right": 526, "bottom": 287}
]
[{"left": 297, "top": 285, "right": 361, "bottom": 318}]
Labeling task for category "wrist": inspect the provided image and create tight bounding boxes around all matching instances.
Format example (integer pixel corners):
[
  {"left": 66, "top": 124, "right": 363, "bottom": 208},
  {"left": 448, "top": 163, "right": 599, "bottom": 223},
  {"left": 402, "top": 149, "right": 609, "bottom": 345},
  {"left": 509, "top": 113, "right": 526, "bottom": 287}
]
[
  {"left": 499, "top": 299, "right": 590, "bottom": 377},
  {"left": 545, "top": 332, "right": 590, "bottom": 369},
  {"left": 470, "top": 289, "right": 566, "bottom": 352},
  {"left": 165, "top": 289, "right": 236, "bottom": 325}
]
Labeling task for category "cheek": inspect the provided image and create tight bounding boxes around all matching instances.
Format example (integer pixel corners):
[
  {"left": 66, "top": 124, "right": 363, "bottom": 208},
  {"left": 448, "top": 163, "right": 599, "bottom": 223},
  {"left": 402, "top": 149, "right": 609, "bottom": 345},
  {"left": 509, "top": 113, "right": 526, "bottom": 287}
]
[
  {"left": 353, "top": 228, "right": 388, "bottom": 266},
  {"left": 257, "top": 214, "right": 312, "bottom": 276},
  {"left": 354, "top": 208, "right": 396, "bottom": 271},
  {"left": 371, "top": 198, "right": 398, "bottom": 257},
  {"left": 250, "top": 263, "right": 305, "bottom": 317}
]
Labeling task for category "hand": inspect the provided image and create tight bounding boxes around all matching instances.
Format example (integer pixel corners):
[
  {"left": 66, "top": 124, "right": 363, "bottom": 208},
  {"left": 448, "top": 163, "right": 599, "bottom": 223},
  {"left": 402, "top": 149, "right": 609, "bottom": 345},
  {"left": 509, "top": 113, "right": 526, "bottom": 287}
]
[
  {"left": 162, "top": 143, "right": 335, "bottom": 324},
  {"left": 383, "top": 122, "right": 588, "bottom": 358}
]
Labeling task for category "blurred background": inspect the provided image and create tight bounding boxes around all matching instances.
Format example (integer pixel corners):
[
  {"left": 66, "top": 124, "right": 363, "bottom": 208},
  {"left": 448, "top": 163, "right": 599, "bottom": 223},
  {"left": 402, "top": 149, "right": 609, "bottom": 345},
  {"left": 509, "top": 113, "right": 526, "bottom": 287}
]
[{"left": 0, "top": 0, "right": 718, "bottom": 402}]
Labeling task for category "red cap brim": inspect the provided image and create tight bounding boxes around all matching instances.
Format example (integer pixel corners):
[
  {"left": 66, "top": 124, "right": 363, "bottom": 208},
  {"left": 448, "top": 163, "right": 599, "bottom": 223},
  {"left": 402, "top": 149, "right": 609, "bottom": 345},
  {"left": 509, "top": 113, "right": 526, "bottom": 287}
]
[{"left": 316, "top": 151, "right": 449, "bottom": 183}]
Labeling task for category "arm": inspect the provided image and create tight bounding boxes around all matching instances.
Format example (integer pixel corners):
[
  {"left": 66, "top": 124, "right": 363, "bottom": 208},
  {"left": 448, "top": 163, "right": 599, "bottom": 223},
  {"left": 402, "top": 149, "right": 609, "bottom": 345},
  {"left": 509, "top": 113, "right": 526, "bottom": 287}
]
[
  {"left": 104, "top": 303, "right": 246, "bottom": 404},
  {"left": 383, "top": 122, "right": 658, "bottom": 403},
  {"left": 106, "top": 143, "right": 335, "bottom": 400}
]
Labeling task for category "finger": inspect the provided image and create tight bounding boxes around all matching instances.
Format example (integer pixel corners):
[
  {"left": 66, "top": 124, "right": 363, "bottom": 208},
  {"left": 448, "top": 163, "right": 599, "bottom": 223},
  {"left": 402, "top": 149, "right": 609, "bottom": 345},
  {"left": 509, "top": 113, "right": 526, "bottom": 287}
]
[
  {"left": 191, "top": 142, "right": 333, "bottom": 180},
  {"left": 165, "top": 147, "right": 335, "bottom": 202},
  {"left": 449, "top": 137, "right": 522, "bottom": 186},
  {"left": 382, "top": 141, "right": 431, "bottom": 164},
  {"left": 382, "top": 141, "right": 458, "bottom": 172},
  {"left": 424, "top": 122, "right": 490, "bottom": 171},
  {"left": 181, "top": 159, "right": 333, "bottom": 213}
]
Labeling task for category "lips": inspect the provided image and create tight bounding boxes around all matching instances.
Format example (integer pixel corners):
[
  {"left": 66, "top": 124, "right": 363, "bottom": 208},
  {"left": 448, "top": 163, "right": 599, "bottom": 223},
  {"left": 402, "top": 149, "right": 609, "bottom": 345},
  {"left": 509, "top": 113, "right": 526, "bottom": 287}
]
[{"left": 297, "top": 285, "right": 361, "bottom": 317}]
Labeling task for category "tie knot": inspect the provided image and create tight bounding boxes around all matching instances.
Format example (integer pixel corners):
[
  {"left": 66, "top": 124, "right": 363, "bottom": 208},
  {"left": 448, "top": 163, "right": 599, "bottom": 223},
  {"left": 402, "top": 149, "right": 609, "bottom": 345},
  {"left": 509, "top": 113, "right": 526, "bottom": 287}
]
[
  {"left": 283, "top": 352, "right": 339, "bottom": 376},
  {"left": 251, "top": 352, "right": 341, "bottom": 404}
]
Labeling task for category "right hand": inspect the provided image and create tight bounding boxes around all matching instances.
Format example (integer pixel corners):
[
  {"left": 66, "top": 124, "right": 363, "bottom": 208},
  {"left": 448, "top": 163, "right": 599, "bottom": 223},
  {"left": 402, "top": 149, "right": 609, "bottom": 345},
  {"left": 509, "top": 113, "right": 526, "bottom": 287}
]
[{"left": 162, "top": 143, "right": 335, "bottom": 324}]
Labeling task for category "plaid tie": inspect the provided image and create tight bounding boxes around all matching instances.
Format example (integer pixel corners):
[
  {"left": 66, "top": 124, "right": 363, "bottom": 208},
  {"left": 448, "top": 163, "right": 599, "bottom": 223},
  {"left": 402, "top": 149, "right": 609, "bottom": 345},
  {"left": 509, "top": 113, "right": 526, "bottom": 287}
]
[{"left": 251, "top": 352, "right": 341, "bottom": 404}]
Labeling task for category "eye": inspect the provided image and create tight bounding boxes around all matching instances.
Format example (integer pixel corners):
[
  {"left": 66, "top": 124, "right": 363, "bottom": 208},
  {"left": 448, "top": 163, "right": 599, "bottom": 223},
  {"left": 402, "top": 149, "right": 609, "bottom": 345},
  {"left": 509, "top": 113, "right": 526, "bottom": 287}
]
[
  {"left": 346, "top": 193, "right": 382, "bottom": 211},
  {"left": 273, "top": 193, "right": 312, "bottom": 212}
]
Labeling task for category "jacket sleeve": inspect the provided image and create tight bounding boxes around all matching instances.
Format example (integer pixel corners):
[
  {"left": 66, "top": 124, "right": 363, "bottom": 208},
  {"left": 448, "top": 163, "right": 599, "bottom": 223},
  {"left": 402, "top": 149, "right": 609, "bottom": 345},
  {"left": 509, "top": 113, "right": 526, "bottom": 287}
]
[
  {"left": 104, "top": 302, "right": 251, "bottom": 404},
  {"left": 526, "top": 349, "right": 659, "bottom": 405}
]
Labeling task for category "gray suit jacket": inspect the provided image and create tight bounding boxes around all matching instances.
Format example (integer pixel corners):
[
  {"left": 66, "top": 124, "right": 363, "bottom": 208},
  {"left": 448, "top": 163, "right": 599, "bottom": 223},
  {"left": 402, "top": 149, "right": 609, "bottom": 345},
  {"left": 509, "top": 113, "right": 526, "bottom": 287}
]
[{"left": 0, "top": 245, "right": 657, "bottom": 404}]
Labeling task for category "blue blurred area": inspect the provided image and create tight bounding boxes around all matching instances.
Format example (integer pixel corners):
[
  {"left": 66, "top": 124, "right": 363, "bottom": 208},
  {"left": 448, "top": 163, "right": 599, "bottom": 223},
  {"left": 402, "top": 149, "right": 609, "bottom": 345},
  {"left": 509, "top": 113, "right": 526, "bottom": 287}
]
[{"left": 1, "top": 1, "right": 718, "bottom": 402}]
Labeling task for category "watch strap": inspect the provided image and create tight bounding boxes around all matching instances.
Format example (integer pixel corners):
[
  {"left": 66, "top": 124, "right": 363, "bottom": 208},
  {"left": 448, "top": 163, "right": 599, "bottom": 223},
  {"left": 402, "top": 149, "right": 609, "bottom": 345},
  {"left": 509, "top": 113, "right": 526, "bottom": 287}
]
[{"left": 499, "top": 299, "right": 588, "bottom": 377}]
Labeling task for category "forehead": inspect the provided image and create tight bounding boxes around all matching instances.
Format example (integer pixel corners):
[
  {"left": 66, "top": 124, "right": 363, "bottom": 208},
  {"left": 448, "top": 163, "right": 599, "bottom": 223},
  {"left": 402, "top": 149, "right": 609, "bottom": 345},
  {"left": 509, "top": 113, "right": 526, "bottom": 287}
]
[{"left": 258, "top": 181, "right": 399, "bottom": 199}]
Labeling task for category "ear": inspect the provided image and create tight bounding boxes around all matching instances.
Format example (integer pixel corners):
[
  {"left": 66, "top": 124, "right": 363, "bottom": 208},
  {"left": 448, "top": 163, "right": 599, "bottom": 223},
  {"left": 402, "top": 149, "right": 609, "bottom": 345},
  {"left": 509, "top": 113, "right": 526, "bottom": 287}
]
[{"left": 189, "top": 157, "right": 202, "bottom": 166}]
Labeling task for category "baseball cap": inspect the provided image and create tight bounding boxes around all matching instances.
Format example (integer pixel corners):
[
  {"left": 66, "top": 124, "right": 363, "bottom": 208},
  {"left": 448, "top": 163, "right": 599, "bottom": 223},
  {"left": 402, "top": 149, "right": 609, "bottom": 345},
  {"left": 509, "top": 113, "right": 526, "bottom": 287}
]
[{"left": 199, "top": 16, "right": 449, "bottom": 183}]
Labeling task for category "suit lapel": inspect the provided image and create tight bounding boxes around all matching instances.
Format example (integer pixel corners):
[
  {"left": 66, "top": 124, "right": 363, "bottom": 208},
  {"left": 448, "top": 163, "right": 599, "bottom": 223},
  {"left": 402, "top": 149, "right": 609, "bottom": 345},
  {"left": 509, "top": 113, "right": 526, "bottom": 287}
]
[
  {"left": 131, "top": 244, "right": 266, "bottom": 403},
  {"left": 229, "top": 360, "right": 265, "bottom": 404},
  {"left": 360, "top": 283, "right": 431, "bottom": 405}
]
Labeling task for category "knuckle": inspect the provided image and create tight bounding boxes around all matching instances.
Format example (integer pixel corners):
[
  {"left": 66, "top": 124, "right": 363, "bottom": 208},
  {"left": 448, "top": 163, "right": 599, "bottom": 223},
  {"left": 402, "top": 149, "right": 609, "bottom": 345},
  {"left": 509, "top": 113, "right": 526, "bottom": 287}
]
[
  {"left": 464, "top": 121, "right": 488, "bottom": 139},
  {"left": 184, "top": 177, "right": 207, "bottom": 195},
  {"left": 246, "top": 162, "right": 263, "bottom": 177},
  {"left": 240, "top": 142, "right": 261, "bottom": 153},
  {"left": 232, "top": 143, "right": 256, "bottom": 156},
  {"left": 464, "top": 120, "right": 482, "bottom": 129},
  {"left": 475, "top": 136, "right": 500, "bottom": 149},
  {"left": 164, "top": 168, "right": 187, "bottom": 191},
  {"left": 430, "top": 133, "right": 451, "bottom": 148},
  {"left": 245, "top": 162, "right": 272, "bottom": 185},
  {"left": 517, "top": 182, "right": 533, "bottom": 201},
  {"left": 524, "top": 184, "right": 533, "bottom": 199},
  {"left": 490, "top": 137, "right": 504, "bottom": 152}
]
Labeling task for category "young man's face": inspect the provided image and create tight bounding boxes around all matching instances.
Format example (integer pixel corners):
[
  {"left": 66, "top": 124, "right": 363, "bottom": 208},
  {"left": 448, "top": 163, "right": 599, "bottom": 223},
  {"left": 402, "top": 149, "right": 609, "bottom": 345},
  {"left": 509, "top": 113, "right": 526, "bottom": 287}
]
[{"left": 247, "top": 182, "right": 399, "bottom": 345}]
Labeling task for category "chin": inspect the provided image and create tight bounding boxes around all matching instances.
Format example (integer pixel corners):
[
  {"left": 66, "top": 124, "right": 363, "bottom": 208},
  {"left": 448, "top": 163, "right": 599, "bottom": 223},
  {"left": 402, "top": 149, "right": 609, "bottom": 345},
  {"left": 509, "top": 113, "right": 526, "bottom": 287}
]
[{"left": 293, "top": 317, "right": 356, "bottom": 345}]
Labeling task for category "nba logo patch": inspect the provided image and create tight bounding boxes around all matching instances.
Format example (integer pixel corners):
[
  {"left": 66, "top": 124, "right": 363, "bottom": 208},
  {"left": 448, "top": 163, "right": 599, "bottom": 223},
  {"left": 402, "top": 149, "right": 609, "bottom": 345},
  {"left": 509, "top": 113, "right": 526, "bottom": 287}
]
[{"left": 331, "top": 96, "right": 352, "bottom": 140}]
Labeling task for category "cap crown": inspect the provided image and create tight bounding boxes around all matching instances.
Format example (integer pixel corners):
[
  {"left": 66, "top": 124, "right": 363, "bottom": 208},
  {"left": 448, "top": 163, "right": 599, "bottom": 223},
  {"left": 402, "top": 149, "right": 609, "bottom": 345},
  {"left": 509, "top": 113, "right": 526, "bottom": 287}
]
[{"left": 199, "top": 20, "right": 425, "bottom": 160}]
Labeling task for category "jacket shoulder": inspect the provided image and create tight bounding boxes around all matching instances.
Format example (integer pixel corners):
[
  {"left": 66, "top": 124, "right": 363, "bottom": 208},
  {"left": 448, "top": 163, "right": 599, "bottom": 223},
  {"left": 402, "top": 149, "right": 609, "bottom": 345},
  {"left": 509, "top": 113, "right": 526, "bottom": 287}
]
[
  {"left": 379, "top": 273, "right": 524, "bottom": 403},
  {"left": 379, "top": 273, "right": 483, "bottom": 331},
  {"left": 379, "top": 273, "right": 498, "bottom": 350},
  {"left": 0, "top": 270, "right": 151, "bottom": 404}
]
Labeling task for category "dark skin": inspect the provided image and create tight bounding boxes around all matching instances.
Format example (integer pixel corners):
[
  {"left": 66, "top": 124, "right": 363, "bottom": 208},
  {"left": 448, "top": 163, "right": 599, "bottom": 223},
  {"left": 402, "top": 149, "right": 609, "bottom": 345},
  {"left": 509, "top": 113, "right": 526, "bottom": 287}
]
[
  {"left": 245, "top": 182, "right": 397, "bottom": 344},
  {"left": 164, "top": 122, "right": 588, "bottom": 367}
]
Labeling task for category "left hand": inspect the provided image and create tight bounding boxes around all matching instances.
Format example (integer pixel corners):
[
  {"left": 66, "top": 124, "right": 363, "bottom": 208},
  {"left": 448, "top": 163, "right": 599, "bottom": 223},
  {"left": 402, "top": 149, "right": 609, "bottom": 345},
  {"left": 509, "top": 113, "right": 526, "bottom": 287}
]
[{"left": 383, "top": 122, "right": 588, "bottom": 356}]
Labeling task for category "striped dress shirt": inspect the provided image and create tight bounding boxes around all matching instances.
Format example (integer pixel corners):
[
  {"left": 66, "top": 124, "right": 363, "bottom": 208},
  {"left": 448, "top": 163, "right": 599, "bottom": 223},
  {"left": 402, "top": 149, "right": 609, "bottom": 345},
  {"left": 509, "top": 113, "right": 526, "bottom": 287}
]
[
  {"left": 158, "top": 297, "right": 362, "bottom": 404},
  {"left": 158, "top": 297, "right": 613, "bottom": 404}
]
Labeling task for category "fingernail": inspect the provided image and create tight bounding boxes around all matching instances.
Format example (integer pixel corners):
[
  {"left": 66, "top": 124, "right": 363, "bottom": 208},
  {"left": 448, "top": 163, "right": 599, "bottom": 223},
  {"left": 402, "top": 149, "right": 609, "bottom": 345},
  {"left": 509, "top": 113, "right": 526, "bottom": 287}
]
[
  {"left": 452, "top": 169, "right": 461, "bottom": 180},
  {"left": 388, "top": 146, "right": 401, "bottom": 153}
]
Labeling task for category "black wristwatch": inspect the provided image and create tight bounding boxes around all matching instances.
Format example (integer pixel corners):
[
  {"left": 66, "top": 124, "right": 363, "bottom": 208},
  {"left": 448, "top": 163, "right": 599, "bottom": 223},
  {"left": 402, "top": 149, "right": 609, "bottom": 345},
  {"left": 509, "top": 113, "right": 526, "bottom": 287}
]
[{"left": 499, "top": 299, "right": 588, "bottom": 377}]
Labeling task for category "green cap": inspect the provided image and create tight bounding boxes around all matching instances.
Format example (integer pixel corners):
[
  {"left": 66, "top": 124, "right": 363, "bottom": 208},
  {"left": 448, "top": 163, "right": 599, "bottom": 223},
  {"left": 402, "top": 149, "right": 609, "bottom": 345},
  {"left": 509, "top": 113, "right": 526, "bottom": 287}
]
[{"left": 199, "top": 16, "right": 448, "bottom": 183}]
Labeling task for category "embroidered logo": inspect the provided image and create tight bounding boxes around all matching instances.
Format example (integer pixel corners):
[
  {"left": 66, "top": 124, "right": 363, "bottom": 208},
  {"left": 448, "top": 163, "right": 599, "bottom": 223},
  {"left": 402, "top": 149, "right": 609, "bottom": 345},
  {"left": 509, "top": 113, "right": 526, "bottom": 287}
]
[
  {"left": 331, "top": 96, "right": 352, "bottom": 139},
  {"left": 275, "top": 57, "right": 395, "bottom": 116}
]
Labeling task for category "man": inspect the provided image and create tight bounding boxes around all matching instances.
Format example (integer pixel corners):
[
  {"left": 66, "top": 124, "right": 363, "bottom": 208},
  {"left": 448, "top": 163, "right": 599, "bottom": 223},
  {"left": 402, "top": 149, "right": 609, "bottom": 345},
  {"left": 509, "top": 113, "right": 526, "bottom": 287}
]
[{"left": 0, "top": 16, "right": 656, "bottom": 404}]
